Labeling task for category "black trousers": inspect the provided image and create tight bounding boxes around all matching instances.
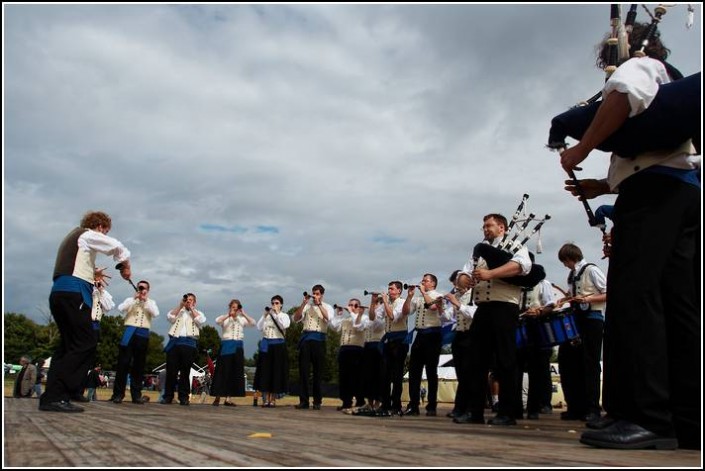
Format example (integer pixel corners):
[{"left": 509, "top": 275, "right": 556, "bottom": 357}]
[
  {"left": 516, "top": 343, "right": 553, "bottom": 415},
  {"left": 42, "top": 291, "right": 97, "bottom": 404},
  {"left": 452, "top": 330, "right": 472, "bottom": 414},
  {"left": 298, "top": 339, "right": 325, "bottom": 406},
  {"left": 113, "top": 334, "right": 149, "bottom": 401},
  {"left": 467, "top": 302, "right": 519, "bottom": 418},
  {"left": 558, "top": 315, "right": 603, "bottom": 416},
  {"left": 164, "top": 344, "right": 197, "bottom": 402},
  {"left": 381, "top": 340, "right": 408, "bottom": 412},
  {"left": 604, "top": 172, "right": 700, "bottom": 447},
  {"left": 407, "top": 330, "right": 442, "bottom": 411},
  {"left": 338, "top": 346, "right": 364, "bottom": 408},
  {"left": 362, "top": 342, "right": 383, "bottom": 404}
]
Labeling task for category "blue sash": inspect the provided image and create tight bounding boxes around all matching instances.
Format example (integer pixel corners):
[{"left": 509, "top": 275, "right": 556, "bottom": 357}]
[
  {"left": 259, "top": 338, "right": 284, "bottom": 353},
  {"left": 220, "top": 339, "right": 243, "bottom": 356},
  {"left": 441, "top": 324, "right": 456, "bottom": 346},
  {"left": 120, "top": 326, "right": 150, "bottom": 347},
  {"left": 52, "top": 275, "right": 93, "bottom": 308},
  {"left": 382, "top": 330, "right": 409, "bottom": 344},
  {"left": 164, "top": 336, "right": 197, "bottom": 353},
  {"left": 92, "top": 320, "right": 101, "bottom": 331},
  {"left": 298, "top": 331, "right": 326, "bottom": 349}
]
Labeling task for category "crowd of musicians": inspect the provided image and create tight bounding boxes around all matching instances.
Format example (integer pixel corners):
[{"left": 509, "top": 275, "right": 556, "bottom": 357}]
[{"left": 39, "top": 5, "right": 699, "bottom": 452}]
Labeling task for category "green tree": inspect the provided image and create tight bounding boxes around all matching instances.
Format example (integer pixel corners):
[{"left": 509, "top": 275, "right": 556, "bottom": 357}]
[
  {"left": 96, "top": 315, "right": 124, "bottom": 370},
  {"left": 145, "top": 331, "right": 166, "bottom": 372},
  {"left": 3, "top": 313, "right": 42, "bottom": 363},
  {"left": 196, "top": 325, "right": 221, "bottom": 366}
]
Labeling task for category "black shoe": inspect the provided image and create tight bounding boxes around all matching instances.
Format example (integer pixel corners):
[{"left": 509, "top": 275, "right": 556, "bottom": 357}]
[
  {"left": 295, "top": 403, "right": 309, "bottom": 410},
  {"left": 39, "top": 400, "right": 85, "bottom": 413},
  {"left": 580, "top": 420, "right": 678, "bottom": 450},
  {"left": 586, "top": 415, "right": 616, "bottom": 430},
  {"left": 425, "top": 410, "right": 437, "bottom": 417},
  {"left": 539, "top": 405, "right": 553, "bottom": 414},
  {"left": 71, "top": 395, "right": 90, "bottom": 403},
  {"left": 402, "top": 407, "right": 420, "bottom": 417},
  {"left": 159, "top": 398, "right": 173, "bottom": 404},
  {"left": 526, "top": 412, "right": 540, "bottom": 420},
  {"left": 112, "top": 396, "right": 124, "bottom": 404},
  {"left": 131, "top": 396, "right": 148, "bottom": 404},
  {"left": 453, "top": 413, "right": 485, "bottom": 424},
  {"left": 583, "top": 412, "right": 601, "bottom": 423},
  {"left": 312, "top": 404, "right": 321, "bottom": 410},
  {"left": 446, "top": 410, "right": 458, "bottom": 418},
  {"left": 376, "top": 409, "right": 392, "bottom": 417},
  {"left": 179, "top": 400, "right": 190, "bottom": 406},
  {"left": 488, "top": 415, "right": 517, "bottom": 426}
]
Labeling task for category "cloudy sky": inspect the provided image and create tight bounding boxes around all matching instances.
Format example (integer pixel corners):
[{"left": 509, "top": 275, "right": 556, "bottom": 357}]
[{"left": 3, "top": 3, "right": 702, "bottom": 359}]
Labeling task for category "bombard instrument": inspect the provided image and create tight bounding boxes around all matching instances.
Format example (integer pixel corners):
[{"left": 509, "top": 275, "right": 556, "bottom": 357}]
[
  {"left": 402, "top": 284, "right": 420, "bottom": 290},
  {"left": 363, "top": 290, "right": 384, "bottom": 296}
]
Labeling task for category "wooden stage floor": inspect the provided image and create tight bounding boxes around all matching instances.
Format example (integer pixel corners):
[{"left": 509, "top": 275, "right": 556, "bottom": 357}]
[{"left": 3, "top": 397, "right": 701, "bottom": 468}]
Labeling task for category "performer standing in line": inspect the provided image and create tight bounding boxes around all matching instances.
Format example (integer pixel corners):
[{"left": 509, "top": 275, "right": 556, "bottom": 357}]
[
  {"left": 111, "top": 280, "right": 159, "bottom": 404},
  {"left": 373, "top": 281, "right": 408, "bottom": 417},
  {"left": 402, "top": 274, "right": 447, "bottom": 417},
  {"left": 352, "top": 295, "right": 386, "bottom": 416},
  {"left": 40, "top": 211, "right": 132, "bottom": 413},
  {"left": 211, "top": 299, "right": 255, "bottom": 407},
  {"left": 254, "top": 295, "right": 290, "bottom": 408},
  {"left": 330, "top": 299, "right": 366, "bottom": 412},
  {"left": 293, "top": 285, "right": 332, "bottom": 410},
  {"left": 443, "top": 272, "right": 477, "bottom": 423},
  {"left": 555, "top": 244, "right": 606, "bottom": 423},
  {"left": 161, "top": 293, "right": 206, "bottom": 406},
  {"left": 560, "top": 20, "right": 700, "bottom": 450},
  {"left": 463, "top": 213, "right": 532, "bottom": 425}
]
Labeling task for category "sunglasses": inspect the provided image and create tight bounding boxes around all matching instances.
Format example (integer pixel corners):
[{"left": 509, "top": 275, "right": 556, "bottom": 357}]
[{"left": 349, "top": 304, "right": 359, "bottom": 308}]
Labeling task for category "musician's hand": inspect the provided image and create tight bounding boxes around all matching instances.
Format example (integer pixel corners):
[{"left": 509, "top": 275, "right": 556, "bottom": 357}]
[
  {"left": 564, "top": 178, "right": 610, "bottom": 201},
  {"left": 559, "top": 144, "right": 590, "bottom": 173},
  {"left": 524, "top": 307, "right": 541, "bottom": 317},
  {"left": 117, "top": 261, "right": 132, "bottom": 280},
  {"left": 472, "top": 268, "right": 491, "bottom": 281}
]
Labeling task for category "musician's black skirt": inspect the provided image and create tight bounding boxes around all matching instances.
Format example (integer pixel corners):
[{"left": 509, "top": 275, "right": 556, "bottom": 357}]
[
  {"left": 210, "top": 348, "right": 245, "bottom": 397},
  {"left": 253, "top": 343, "right": 289, "bottom": 394}
]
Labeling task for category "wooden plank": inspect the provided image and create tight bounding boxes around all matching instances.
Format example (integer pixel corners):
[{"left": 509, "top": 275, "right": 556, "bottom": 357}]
[{"left": 3, "top": 397, "right": 701, "bottom": 467}]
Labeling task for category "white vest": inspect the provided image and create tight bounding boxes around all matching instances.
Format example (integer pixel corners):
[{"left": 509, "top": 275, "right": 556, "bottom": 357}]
[
  {"left": 413, "top": 289, "right": 443, "bottom": 329},
  {"left": 168, "top": 310, "right": 200, "bottom": 338},
  {"left": 221, "top": 316, "right": 246, "bottom": 341},
  {"left": 124, "top": 302, "right": 153, "bottom": 329},
  {"left": 384, "top": 298, "right": 407, "bottom": 333},
  {"left": 91, "top": 290, "right": 104, "bottom": 322},
  {"left": 365, "top": 321, "right": 385, "bottom": 342},
  {"left": 454, "top": 290, "right": 474, "bottom": 332},
  {"left": 302, "top": 304, "right": 329, "bottom": 333},
  {"left": 573, "top": 267, "right": 606, "bottom": 313},
  {"left": 340, "top": 318, "right": 365, "bottom": 347},
  {"left": 473, "top": 258, "right": 522, "bottom": 304},
  {"left": 73, "top": 249, "right": 97, "bottom": 284},
  {"left": 262, "top": 315, "right": 286, "bottom": 340}
]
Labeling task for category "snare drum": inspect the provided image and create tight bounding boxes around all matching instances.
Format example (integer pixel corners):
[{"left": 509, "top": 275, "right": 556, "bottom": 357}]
[
  {"left": 515, "top": 318, "right": 531, "bottom": 349},
  {"left": 533, "top": 309, "right": 581, "bottom": 348}
]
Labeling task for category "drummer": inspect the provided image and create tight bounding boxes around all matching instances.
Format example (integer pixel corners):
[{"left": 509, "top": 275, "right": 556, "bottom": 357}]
[{"left": 556, "top": 243, "right": 607, "bottom": 424}]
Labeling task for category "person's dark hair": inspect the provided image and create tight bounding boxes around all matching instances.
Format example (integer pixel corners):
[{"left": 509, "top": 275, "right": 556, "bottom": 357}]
[
  {"left": 484, "top": 213, "right": 508, "bottom": 230},
  {"left": 449, "top": 269, "right": 461, "bottom": 284},
  {"left": 423, "top": 273, "right": 438, "bottom": 288},
  {"left": 271, "top": 295, "right": 283, "bottom": 305},
  {"left": 312, "top": 284, "right": 325, "bottom": 294},
  {"left": 137, "top": 280, "right": 150, "bottom": 290},
  {"left": 558, "top": 243, "right": 584, "bottom": 263},
  {"left": 80, "top": 211, "right": 112, "bottom": 230},
  {"left": 229, "top": 299, "right": 242, "bottom": 310},
  {"left": 389, "top": 281, "right": 403, "bottom": 291},
  {"left": 597, "top": 21, "right": 670, "bottom": 69}
]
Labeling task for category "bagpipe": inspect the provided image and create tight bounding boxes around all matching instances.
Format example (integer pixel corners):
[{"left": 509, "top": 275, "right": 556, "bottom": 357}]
[
  {"left": 472, "top": 194, "right": 549, "bottom": 288},
  {"left": 547, "top": 4, "right": 700, "bottom": 158}
]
